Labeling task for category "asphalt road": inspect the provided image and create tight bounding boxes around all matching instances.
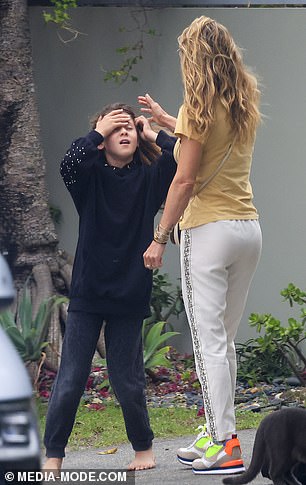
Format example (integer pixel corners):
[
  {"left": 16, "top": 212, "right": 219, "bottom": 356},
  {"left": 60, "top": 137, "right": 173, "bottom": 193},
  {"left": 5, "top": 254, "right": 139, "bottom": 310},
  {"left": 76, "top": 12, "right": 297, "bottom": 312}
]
[{"left": 46, "top": 429, "right": 272, "bottom": 485}]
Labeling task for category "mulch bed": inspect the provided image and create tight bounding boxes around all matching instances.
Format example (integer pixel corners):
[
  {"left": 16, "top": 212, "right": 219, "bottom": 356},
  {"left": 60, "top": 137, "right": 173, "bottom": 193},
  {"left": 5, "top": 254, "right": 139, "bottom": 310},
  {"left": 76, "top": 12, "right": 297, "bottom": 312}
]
[{"left": 38, "top": 349, "right": 306, "bottom": 414}]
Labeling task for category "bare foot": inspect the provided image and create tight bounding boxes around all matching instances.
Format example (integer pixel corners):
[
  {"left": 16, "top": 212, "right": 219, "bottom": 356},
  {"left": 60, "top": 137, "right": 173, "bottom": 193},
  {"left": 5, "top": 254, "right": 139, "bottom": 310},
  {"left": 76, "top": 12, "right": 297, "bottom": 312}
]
[
  {"left": 42, "top": 458, "right": 63, "bottom": 477},
  {"left": 127, "top": 448, "right": 156, "bottom": 471}
]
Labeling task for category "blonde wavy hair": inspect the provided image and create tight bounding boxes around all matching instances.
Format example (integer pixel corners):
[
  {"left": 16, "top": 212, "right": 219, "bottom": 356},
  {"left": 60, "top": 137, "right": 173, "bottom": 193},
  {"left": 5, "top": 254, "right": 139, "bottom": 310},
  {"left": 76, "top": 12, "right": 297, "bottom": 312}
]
[{"left": 178, "top": 16, "right": 261, "bottom": 144}]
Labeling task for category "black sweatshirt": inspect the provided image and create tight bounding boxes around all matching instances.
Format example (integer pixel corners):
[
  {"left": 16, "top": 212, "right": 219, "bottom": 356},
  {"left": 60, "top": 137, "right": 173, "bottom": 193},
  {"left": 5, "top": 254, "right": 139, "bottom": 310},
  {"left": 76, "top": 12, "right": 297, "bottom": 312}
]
[{"left": 60, "top": 129, "right": 177, "bottom": 318}]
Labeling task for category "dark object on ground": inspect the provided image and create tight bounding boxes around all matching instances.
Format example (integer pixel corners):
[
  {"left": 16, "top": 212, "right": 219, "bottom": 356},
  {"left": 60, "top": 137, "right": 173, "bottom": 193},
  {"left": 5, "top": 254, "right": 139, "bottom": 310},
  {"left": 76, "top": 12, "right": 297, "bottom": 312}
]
[
  {"left": 223, "top": 407, "right": 306, "bottom": 485},
  {"left": 293, "top": 462, "right": 306, "bottom": 484}
]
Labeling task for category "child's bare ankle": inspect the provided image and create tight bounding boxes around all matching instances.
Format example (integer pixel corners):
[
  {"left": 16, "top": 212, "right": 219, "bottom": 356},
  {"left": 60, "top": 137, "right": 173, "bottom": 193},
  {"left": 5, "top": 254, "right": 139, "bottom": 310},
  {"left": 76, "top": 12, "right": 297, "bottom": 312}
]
[{"left": 43, "top": 457, "right": 63, "bottom": 472}]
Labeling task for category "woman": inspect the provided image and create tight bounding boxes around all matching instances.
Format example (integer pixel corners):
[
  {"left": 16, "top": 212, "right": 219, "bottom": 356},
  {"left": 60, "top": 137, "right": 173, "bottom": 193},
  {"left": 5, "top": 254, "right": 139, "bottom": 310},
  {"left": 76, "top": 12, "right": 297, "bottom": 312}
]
[
  {"left": 141, "top": 16, "right": 262, "bottom": 476},
  {"left": 43, "top": 104, "right": 177, "bottom": 472}
]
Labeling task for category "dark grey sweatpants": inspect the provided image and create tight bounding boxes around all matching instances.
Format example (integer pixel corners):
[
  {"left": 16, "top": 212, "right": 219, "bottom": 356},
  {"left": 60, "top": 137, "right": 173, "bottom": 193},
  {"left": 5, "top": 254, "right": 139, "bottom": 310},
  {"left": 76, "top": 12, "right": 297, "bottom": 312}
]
[{"left": 44, "top": 311, "right": 154, "bottom": 457}]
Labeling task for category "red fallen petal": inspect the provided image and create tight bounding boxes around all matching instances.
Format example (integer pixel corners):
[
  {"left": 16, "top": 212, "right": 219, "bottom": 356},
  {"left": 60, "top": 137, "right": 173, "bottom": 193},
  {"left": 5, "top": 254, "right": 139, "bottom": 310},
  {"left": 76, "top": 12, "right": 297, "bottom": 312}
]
[{"left": 197, "top": 406, "right": 205, "bottom": 417}]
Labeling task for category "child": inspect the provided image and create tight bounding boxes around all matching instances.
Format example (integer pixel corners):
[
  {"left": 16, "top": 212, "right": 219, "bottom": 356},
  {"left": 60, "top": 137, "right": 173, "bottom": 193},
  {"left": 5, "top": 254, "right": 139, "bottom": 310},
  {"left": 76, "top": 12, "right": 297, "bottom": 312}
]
[{"left": 43, "top": 103, "right": 177, "bottom": 472}]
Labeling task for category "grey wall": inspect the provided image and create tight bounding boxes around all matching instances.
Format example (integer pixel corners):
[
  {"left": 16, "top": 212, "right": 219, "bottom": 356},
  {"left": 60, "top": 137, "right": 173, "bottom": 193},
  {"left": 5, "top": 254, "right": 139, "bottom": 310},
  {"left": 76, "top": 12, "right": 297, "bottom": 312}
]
[{"left": 29, "top": 7, "right": 306, "bottom": 351}]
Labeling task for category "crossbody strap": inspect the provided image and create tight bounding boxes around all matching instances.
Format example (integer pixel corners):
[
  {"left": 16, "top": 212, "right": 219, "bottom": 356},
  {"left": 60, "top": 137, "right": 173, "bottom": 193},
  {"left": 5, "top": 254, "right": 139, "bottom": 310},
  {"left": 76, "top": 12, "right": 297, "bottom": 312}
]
[{"left": 194, "top": 140, "right": 235, "bottom": 196}]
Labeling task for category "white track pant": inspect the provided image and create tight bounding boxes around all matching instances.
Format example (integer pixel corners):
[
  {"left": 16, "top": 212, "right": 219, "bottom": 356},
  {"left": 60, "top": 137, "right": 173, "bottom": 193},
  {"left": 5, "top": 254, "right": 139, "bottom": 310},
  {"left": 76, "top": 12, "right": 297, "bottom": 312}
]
[{"left": 180, "top": 220, "right": 262, "bottom": 442}]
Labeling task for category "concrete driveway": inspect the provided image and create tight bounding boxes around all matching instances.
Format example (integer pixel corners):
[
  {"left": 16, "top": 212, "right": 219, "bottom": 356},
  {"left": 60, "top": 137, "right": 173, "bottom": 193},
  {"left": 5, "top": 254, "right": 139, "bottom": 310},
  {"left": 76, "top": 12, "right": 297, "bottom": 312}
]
[{"left": 51, "top": 429, "right": 272, "bottom": 485}]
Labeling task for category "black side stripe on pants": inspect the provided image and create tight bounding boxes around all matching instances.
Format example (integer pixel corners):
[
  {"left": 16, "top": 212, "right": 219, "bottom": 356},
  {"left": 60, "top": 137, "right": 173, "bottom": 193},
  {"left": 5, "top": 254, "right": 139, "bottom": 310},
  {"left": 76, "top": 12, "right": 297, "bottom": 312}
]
[{"left": 182, "top": 228, "right": 218, "bottom": 442}]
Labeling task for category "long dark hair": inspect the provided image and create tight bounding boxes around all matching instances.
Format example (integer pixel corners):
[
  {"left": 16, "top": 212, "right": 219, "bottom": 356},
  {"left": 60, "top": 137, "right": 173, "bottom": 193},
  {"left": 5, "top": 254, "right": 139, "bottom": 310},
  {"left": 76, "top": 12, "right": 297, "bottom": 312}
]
[{"left": 90, "top": 103, "right": 160, "bottom": 165}]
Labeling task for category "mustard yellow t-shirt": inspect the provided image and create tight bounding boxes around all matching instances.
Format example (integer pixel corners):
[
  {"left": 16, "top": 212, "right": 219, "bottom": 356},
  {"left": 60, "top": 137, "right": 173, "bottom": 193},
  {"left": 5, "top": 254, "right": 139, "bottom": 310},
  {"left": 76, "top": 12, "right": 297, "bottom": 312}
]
[{"left": 174, "top": 102, "right": 259, "bottom": 230}]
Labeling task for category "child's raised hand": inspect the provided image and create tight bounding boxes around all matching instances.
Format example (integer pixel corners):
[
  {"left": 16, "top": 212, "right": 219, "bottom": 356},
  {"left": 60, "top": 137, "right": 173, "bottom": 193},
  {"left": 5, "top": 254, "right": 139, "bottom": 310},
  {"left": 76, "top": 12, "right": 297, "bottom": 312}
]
[
  {"left": 95, "top": 109, "right": 130, "bottom": 138},
  {"left": 135, "top": 116, "right": 157, "bottom": 143}
]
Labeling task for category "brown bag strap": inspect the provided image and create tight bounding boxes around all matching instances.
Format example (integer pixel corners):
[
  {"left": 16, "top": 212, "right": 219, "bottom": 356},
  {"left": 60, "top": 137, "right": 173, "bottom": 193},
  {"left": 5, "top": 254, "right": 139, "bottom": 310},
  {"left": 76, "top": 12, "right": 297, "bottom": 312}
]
[
  {"left": 194, "top": 140, "right": 235, "bottom": 196},
  {"left": 171, "top": 139, "right": 235, "bottom": 245}
]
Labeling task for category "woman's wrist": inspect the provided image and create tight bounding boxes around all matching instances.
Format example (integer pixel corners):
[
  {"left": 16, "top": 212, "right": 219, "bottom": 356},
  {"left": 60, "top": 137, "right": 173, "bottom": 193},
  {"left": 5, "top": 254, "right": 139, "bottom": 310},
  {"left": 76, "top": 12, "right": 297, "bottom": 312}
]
[
  {"left": 161, "top": 114, "right": 177, "bottom": 133},
  {"left": 153, "top": 223, "right": 172, "bottom": 245}
]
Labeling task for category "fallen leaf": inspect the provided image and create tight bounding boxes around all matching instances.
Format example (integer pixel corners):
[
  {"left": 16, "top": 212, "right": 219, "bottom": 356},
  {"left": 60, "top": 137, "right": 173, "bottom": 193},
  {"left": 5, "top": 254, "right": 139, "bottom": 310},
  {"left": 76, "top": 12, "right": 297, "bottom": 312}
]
[
  {"left": 85, "top": 403, "right": 106, "bottom": 411},
  {"left": 97, "top": 447, "right": 118, "bottom": 455}
]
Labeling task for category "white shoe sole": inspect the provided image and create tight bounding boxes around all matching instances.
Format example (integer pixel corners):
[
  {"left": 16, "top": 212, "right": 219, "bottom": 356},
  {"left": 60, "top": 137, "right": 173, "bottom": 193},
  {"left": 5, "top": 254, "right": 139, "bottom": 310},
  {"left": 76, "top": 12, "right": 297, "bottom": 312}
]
[
  {"left": 192, "top": 465, "right": 246, "bottom": 475},
  {"left": 177, "top": 456, "right": 198, "bottom": 466}
]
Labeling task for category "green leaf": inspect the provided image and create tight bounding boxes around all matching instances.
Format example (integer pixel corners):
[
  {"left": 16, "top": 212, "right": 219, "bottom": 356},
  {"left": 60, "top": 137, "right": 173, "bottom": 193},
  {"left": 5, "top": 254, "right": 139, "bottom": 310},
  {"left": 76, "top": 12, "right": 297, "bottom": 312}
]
[
  {"left": 116, "top": 46, "right": 130, "bottom": 55},
  {"left": 0, "top": 311, "right": 16, "bottom": 330},
  {"left": 18, "top": 281, "right": 33, "bottom": 339},
  {"left": 0, "top": 280, "right": 67, "bottom": 363},
  {"left": 145, "top": 346, "right": 171, "bottom": 369},
  {"left": 144, "top": 321, "right": 179, "bottom": 364},
  {"left": 144, "top": 321, "right": 167, "bottom": 353},
  {"left": 24, "top": 335, "right": 35, "bottom": 360},
  {"left": 97, "top": 378, "right": 110, "bottom": 390},
  {"left": 34, "top": 300, "right": 49, "bottom": 342},
  {"left": 5, "top": 327, "right": 26, "bottom": 356},
  {"left": 36, "top": 296, "right": 67, "bottom": 349},
  {"left": 43, "top": 13, "right": 53, "bottom": 23}
]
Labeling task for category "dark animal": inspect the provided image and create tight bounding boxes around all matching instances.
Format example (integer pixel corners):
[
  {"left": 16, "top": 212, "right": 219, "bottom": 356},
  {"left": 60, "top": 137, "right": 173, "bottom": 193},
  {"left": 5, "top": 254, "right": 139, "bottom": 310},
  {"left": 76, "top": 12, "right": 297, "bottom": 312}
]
[
  {"left": 293, "top": 463, "right": 306, "bottom": 485},
  {"left": 223, "top": 407, "right": 306, "bottom": 485}
]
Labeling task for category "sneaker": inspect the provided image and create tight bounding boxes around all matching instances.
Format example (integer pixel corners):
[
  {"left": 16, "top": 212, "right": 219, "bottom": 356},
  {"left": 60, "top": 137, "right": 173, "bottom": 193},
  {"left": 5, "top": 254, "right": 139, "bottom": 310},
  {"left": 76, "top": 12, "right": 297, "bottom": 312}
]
[
  {"left": 177, "top": 425, "right": 211, "bottom": 466},
  {"left": 192, "top": 434, "right": 245, "bottom": 475}
]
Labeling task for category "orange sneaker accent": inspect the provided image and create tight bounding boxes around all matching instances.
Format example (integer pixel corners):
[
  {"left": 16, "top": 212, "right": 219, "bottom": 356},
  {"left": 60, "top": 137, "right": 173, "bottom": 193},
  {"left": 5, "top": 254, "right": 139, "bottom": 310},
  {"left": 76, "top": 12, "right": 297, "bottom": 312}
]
[
  {"left": 220, "top": 459, "right": 244, "bottom": 468},
  {"left": 225, "top": 438, "right": 241, "bottom": 455}
]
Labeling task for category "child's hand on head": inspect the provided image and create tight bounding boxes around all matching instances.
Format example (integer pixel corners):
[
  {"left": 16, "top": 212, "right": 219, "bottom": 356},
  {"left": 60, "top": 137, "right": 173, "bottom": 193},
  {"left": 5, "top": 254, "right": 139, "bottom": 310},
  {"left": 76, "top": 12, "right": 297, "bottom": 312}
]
[{"left": 95, "top": 109, "right": 130, "bottom": 138}]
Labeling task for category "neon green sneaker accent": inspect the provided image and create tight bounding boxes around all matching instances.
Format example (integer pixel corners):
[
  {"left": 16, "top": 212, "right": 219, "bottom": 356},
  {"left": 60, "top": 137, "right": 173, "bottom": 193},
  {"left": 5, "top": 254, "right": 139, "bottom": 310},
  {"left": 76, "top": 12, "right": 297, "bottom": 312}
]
[
  {"left": 205, "top": 442, "right": 223, "bottom": 458},
  {"left": 177, "top": 425, "right": 212, "bottom": 466},
  {"left": 196, "top": 436, "right": 210, "bottom": 448}
]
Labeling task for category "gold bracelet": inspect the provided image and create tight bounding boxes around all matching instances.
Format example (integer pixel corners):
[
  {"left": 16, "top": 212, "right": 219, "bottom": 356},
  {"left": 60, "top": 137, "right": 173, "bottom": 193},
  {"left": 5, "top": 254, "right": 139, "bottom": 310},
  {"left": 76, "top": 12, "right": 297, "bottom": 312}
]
[{"left": 153, "top": 223, "right": 171, "bottom": 244}]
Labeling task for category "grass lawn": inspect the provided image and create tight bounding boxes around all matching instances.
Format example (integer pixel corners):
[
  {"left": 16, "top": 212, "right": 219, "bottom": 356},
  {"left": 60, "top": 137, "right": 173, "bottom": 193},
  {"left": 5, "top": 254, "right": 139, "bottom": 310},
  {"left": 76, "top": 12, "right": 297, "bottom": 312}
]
[{"left": 37, "top": 399, "right": 268, "bottom": 451}]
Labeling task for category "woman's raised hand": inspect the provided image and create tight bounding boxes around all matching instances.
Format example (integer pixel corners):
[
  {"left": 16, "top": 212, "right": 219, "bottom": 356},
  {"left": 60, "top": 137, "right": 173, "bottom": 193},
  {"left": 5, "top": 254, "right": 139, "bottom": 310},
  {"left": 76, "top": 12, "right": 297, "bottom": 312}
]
[
  {"left": 138, "top": 94, "right": 164, "bottom": 124},
  {"left": 138, "top": 93, "right": 175, "bottom": 130}
]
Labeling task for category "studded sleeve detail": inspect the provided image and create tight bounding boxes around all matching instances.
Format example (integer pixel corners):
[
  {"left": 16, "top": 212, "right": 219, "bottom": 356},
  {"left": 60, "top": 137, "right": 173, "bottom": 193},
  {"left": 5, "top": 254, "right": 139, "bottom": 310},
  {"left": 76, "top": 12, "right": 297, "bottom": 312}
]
[
  {"left": 60, "top": 142, "right": 86, "bottom": 188},
  {"left": 60, "top": 130, "right": 104, "bottom": 190}
]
